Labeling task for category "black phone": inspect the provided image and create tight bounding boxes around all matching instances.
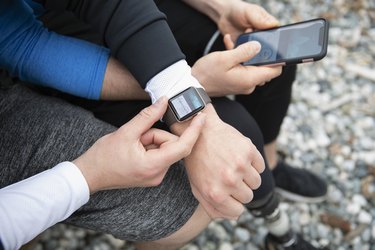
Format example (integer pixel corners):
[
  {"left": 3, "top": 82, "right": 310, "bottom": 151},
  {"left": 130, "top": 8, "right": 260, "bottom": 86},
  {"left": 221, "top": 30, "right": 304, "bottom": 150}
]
[{"left": 235, "top": 18, "right": 329, "bottom": 66}]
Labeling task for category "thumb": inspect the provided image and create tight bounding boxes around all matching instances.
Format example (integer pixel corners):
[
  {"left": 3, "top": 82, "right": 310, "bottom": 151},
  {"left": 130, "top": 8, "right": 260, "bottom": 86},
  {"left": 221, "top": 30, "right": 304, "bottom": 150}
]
[
  {"left": 228, "top": 41, "right": 261, "bottom": 65},
  {"left": 119, "top": 97, "right": 168, "bottom": 136}
]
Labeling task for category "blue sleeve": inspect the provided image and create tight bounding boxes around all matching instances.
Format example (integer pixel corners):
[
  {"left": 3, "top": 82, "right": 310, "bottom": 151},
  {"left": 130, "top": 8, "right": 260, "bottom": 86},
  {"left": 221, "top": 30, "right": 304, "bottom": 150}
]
[{"left": 0, "top": 0, "right": 110, "bottom": 100}]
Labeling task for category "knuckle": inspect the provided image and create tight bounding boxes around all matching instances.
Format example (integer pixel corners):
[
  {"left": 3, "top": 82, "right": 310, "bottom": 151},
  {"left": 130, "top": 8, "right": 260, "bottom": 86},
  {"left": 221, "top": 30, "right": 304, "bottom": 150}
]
[
  {"left": 180, "top": 144, "right": 192, "bottom": 157},
  {"left": 139, "top": 106, "right": 154, "bottom": 119},
  {"left": 207, "top": 189, "right": 225, "bottom": 204},
  {"left": 233, "top": 155, "right": 247, "bottom": 171},
  {"left": 223, "top": 172, "right": 237, "bottom": 187},
  {"left": 245, "top": 87, "right": 256, "bottom": 95}
]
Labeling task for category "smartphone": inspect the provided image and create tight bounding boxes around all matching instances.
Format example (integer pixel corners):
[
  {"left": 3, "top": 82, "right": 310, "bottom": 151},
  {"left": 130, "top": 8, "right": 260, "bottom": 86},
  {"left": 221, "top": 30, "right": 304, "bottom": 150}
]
[{"left": 235, "top": 18, "right": 329, "bottom": 66}]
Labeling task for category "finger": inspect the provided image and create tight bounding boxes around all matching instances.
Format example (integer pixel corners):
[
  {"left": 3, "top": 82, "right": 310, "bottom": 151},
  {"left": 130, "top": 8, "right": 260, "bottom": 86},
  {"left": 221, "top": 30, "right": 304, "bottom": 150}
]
[
  {"left": 212, "top": 195, "right": 246, "bottom": 219},
  {"left": 118, "top": 97, "right": 168, "bottom": 137},
  {"left": 193, "top": 184, "right": 244, "bottom": 220},
  {"left": 258, "top": 82, "right": 266, "bottom": 86},
  {"left": 140, "top": 128, "right": 178, "bottom": 147},
  {"left": 245, "top": 5, "right": 279, "bottom": 30},
  {"left": 231, "top": 182, "right": 254, "bottom": 204},
  {"left": 250, "top": 146, "right": 266, "bottom": 174},
  {"left": 243, "top": 166, "right": 262, "bottom": 190},
  {"left": 226, "top": 41, "right": 261, "bottom": 66},
  {"left": 244, "top": 28, "right": 253, "bottom": 33},
  {"left": 191, "top": 186, "right": 229, "bottom": 219},
  {"left": 147, "top": 113, "right": 206, "bottom": 166},
  {"left": 231, "top": 66, "right": 282, "bottom": 88},
  {"left": 223, "top": 34, "right": 235, "bottom": 50}
]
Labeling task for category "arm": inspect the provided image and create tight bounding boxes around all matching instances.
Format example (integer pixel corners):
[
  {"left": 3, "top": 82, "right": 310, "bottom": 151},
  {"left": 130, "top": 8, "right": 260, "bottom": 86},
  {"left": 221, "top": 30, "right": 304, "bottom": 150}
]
[
  {"left": 182, "top": 0, "right": 279, "bottom": 39},
  {"left": 0, "top": 0, "right": 109, "bottom": 100},
  {"left": 0, "top": 99, "right": 205, "bottom": 250},
  {"left": 0, "top": 0, "right": 149, "bottom": 101},
  {"left": 37, "top": 0, "right": 265, "bottom": 219},
  {"left": 191, "top": 37, "right": 282, "bottom": 96},
  {"left": 39, "top": 0, "right": 186, "bottom": 88},
  {"left": 0, "top": 162, "right": 89, "bottom": 250},
  {"left": 180, "top": 0, "right": 282, "bottom": 96},
  {"left": 100, "top": 57, "right": 148, "bottom": 100}
]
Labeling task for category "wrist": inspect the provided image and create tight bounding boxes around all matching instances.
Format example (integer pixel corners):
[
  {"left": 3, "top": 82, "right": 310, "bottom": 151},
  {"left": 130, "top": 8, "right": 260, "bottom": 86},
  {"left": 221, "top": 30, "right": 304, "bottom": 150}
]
[
  {"left": 170, "top": 103, "right": 218, "bottom": 135},
  {"left": 145, "top": 60, "right": 202, "bottom": 103},
  {"left": 73, "top": 157, "right": 101, "bottom": 194}
]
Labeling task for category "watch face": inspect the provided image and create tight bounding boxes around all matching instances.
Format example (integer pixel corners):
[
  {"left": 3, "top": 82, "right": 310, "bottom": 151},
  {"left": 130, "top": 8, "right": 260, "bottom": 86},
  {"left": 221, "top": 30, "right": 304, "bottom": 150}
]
[{"left": 169, "top": 87, "right": 205, "bottom": 121}]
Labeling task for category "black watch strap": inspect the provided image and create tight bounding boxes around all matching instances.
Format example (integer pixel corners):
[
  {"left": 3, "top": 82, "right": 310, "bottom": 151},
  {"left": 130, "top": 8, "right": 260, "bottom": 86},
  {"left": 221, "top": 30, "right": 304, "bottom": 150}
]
[{"left": 163, "top": 87, "right": 211, "bottom": 126}]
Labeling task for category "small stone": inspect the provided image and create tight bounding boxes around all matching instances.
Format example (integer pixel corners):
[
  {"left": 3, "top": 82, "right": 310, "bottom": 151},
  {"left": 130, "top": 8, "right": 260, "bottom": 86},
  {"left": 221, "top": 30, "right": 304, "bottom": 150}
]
[
  {"left": 234, "top": 228, "right": 251, "bottom": 242},
  {"left": 320, "top": 212, "right": 351, "bottom": 233}
]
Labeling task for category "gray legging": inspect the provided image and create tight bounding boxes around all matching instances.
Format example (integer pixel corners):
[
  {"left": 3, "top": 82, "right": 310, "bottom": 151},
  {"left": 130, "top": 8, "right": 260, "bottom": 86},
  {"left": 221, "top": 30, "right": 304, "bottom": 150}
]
[{"left": 0, "top": 81, "right": 197, "bottom": 241}]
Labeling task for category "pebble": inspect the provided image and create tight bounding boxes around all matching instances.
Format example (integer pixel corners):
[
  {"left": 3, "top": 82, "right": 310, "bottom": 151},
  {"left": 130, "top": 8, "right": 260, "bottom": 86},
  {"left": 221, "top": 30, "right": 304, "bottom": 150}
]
[{"left": 35, "top": 0, "right": 375, "bottom": 249}]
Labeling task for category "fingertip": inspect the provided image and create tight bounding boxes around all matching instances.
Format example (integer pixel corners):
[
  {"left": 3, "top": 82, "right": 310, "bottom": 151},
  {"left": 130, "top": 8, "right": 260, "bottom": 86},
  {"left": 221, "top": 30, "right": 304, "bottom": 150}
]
[
  {"left": 154, "top": 96, "right": 168, "bottom": 107},
  {"left": 250, "top": 41, "right": 261, "bottom": 53},
  {"left": 223, "top": 34, "right": 234, "bottom": 50},
  {"left": 266, "top": 16, "right": 279, "bottom": 26}
]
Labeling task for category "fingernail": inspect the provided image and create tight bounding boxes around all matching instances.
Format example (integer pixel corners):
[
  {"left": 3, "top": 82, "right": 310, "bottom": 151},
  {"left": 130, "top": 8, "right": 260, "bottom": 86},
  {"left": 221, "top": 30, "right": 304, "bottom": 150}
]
[
  {"left": 155, "top": 96, "right": 166, "bottom": 106},
  {"left": 252, "top": 41, "right": 261, "bottom": 53},
  {"left": 267, "top": 16, "right": 279, "bottom": 24}
]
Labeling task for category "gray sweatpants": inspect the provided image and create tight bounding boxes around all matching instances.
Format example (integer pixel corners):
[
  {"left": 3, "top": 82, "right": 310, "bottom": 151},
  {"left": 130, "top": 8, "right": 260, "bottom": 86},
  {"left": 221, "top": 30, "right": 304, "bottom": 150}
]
[{"left": 0, "top": 81, "right": 198, "bottom": 241}]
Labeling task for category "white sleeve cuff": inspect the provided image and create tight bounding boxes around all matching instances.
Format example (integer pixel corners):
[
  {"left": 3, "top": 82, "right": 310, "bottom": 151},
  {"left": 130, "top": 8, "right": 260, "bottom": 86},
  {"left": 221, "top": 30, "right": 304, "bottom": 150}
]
[
  {"left": 145, "top": 60, "right": 203, "bottom": 103},
  {"left": 0, "top": 162, "right": 90, "bottom": 250}
]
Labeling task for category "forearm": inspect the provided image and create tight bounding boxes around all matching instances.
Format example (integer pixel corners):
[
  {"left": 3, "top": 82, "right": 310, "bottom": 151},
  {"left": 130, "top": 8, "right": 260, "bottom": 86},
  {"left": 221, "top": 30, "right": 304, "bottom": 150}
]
[
  {"left": 40, "top": 0, "right": 185, "bottom": 88},
  {"left": 101, "top": 57, "right": 149, "bottom": 100},
  {"left": 182, "top": 0, "right": 227, "bottom": 23},
  {"left": 0, "top": 0, "right": 109, "bottom": 100}
]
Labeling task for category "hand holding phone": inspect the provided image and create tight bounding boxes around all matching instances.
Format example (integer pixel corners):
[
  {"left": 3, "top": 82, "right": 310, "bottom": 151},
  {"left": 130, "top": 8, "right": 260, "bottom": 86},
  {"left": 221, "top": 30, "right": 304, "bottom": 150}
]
[{"left": 235, "top": 18, "right": 329, "bottom": 66}]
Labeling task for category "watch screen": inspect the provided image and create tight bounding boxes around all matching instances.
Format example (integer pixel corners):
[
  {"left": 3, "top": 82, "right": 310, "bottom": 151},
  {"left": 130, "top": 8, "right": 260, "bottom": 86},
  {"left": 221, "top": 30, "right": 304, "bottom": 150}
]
[{"left": 170, "top": 87, "right": 205, "bottom": 121}]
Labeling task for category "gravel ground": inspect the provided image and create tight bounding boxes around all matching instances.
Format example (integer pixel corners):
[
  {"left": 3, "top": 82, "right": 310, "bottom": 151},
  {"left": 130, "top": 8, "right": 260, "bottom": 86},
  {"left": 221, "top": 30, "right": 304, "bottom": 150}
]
[{"left": 33, "top": 0, "right": 375, "bottom": 249}]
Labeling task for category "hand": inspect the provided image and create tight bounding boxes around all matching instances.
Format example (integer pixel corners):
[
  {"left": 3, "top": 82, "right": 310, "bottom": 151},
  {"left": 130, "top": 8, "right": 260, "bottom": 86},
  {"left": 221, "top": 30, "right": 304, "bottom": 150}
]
[
  {"left": 215, "top": 0, "right": 279, "bottom": 40},
  {"left": 192, "top": 38, "right": 282, "bottom": 96},
  {"left": 171, "top": 105, "right": 265, "bottom": 220},
  {"left": 73, "top": 97, "right": 206, "bottom": 193}
]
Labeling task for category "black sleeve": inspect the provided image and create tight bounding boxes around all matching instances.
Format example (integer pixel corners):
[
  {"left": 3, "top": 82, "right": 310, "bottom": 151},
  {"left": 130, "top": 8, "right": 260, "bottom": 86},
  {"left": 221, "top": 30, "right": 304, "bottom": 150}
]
[
  {"left": 0, "top": 238, "right": 4, "bottom": 250},
  {"left": 36, "top": 0, "right": 185, "bottom": 88}
]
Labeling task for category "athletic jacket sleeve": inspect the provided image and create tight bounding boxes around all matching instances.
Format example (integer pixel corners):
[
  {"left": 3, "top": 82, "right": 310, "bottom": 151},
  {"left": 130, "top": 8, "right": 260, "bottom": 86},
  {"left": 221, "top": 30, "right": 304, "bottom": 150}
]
[
  {"left": 0, "top": 162, "right": 89, "bottom": 250},
  {"left": 36, "top": 0, "right": 186, "bottom": 88},
  {"left": 0, "top": 0, "right": 110, "bottom": 99}
]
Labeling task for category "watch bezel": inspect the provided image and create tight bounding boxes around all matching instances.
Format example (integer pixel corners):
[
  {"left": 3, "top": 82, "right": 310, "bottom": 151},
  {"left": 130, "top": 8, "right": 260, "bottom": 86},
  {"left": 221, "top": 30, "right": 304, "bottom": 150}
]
[{"left": 168, "top": 87, "right": 206, "bottom": 122}]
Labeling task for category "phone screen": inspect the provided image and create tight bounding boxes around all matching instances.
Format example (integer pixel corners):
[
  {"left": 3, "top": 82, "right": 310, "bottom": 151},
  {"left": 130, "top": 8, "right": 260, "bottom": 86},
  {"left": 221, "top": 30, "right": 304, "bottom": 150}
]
[{"left": 236, "top": 19, "right": 328, "bottom": 66}]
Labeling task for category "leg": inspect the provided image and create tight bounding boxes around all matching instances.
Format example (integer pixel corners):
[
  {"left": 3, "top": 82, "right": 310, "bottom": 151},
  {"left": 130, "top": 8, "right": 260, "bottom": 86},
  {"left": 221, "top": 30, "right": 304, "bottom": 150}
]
[
  {"left": 135, "top": 205, "right": 210, "bottom": 250},
  {"left": 236, "top": 66, "right": 328, "bottom": 203},
  {"left": 0, "top": 83, "right": 210, "bottom": 250}
]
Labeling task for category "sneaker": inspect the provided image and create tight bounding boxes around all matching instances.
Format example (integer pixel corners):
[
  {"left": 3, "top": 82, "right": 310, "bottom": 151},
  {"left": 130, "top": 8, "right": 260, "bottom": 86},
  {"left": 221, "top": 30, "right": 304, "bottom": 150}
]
[
  {"left": 264, "top": 232, "right": 322, "bottom": 250},
  {"left": 272, "top": 161, "right": 327, "bottom": 203}
]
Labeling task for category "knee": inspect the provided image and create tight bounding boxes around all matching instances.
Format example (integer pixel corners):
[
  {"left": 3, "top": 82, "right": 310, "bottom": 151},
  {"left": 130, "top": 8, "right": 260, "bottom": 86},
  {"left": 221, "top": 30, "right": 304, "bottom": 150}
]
[{"left": 137, "top": 204, "right": 211, "bottom": 250}]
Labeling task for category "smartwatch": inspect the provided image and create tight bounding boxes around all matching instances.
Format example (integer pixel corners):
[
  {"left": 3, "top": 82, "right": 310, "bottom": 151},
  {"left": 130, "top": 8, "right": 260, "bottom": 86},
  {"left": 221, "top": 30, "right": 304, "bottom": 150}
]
[{"left": 163, "top": 87, "right": 211, "bottom": 126}]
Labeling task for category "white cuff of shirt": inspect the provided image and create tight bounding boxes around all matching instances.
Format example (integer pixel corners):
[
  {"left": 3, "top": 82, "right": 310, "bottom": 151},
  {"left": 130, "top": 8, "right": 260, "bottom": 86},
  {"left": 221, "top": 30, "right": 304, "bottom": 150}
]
[
  {"left": 145, "top": 60, "right": 203, "bottom": 103},
  {"left": 0, "top": 162, "right": 89, "bottom": 250}
]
